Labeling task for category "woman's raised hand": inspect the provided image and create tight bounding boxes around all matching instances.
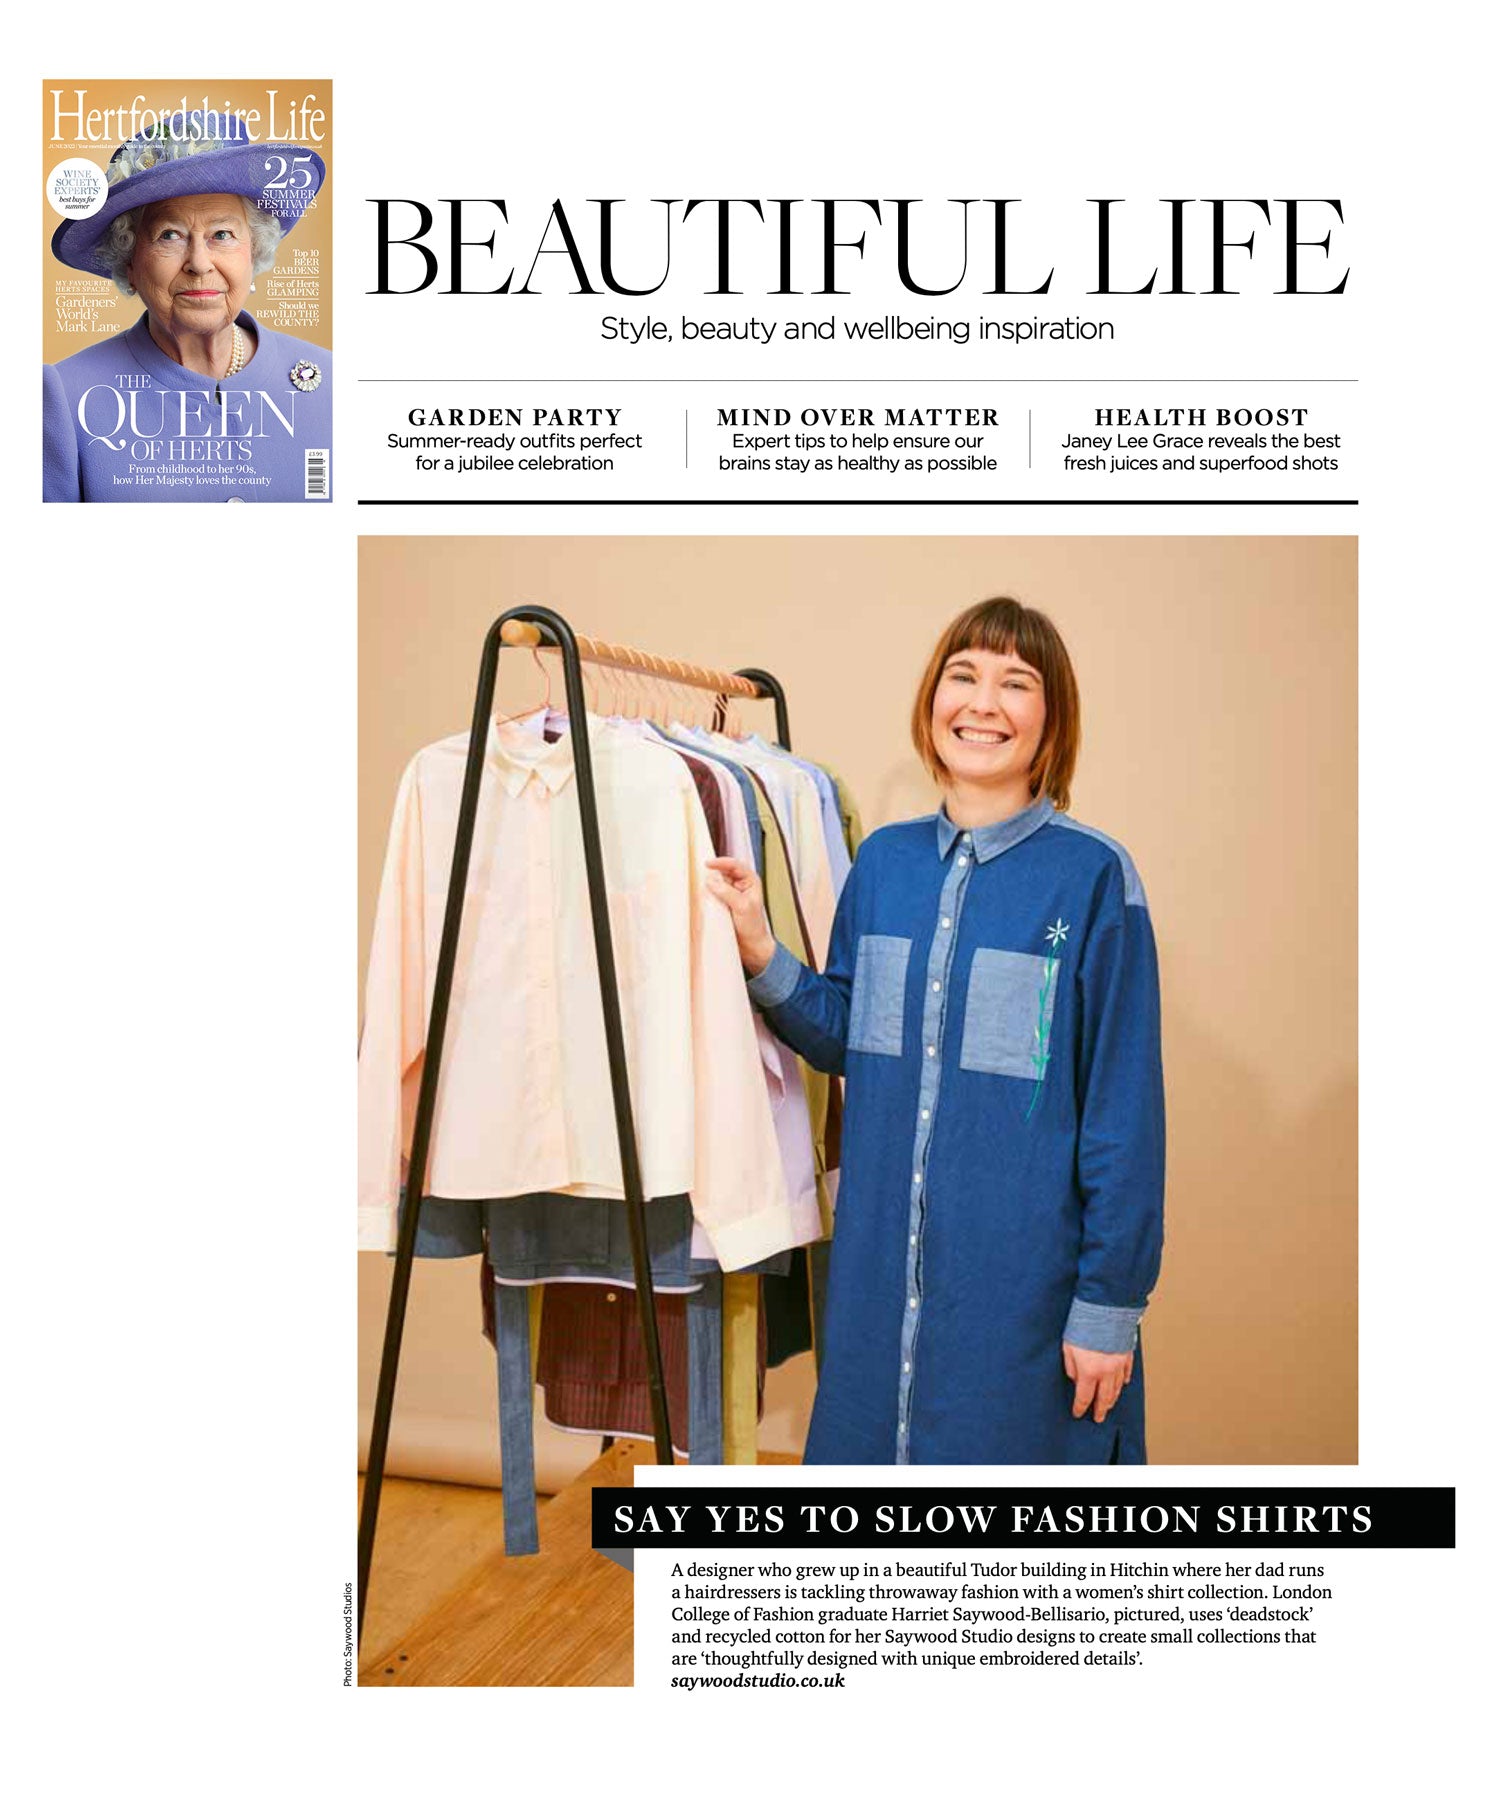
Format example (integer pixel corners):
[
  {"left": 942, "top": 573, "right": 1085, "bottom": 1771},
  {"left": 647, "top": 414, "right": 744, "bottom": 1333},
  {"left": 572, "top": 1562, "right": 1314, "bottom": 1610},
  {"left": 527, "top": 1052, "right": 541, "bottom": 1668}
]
[{"left": 704, "top": 857, "right": 777, "bottom": 975}]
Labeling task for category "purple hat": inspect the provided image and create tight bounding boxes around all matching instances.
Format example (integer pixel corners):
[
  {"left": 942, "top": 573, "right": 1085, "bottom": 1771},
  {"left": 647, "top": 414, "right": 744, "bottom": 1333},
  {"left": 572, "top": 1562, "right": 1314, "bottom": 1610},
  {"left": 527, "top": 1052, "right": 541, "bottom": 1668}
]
[{"left": 51, "top": 110, "right": 326, "bottom": 277}]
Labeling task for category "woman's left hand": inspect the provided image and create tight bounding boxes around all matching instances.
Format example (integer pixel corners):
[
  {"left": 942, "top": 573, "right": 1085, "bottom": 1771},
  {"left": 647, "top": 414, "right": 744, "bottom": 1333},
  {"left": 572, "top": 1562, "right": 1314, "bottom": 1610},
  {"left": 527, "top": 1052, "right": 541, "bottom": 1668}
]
[{"left": 1062, "top": 1342, "right": 1135, "bottom": 1423}]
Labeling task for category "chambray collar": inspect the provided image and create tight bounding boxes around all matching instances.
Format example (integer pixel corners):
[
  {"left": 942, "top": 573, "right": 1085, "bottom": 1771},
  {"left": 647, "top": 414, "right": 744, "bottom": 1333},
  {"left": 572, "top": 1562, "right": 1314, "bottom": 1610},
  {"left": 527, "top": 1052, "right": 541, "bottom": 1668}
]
[
  {"left": 489, "top": 710, "right": 610, "bottom": 796},
  {"left": 935, "top": 794, "right": 1055, "bottom": 862}
]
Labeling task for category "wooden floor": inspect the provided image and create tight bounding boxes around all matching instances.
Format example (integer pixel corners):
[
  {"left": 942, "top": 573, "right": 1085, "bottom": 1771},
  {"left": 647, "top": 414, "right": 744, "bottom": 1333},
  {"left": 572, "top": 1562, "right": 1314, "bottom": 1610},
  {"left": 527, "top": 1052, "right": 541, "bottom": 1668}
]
[
  {"left": 359, "top": 1443, "right": 797, "bottom": 1686},
  {"left": 359, "top": 1443, "right": 636, "bottom": 1686}
]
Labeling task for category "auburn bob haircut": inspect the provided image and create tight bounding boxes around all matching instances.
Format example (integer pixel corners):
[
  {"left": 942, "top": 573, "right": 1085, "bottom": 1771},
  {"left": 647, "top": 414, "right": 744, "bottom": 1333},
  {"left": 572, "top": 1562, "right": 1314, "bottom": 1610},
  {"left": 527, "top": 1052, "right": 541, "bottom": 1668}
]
[{"left": 910, "top": 596, "right": 1081, "bottom": 810}]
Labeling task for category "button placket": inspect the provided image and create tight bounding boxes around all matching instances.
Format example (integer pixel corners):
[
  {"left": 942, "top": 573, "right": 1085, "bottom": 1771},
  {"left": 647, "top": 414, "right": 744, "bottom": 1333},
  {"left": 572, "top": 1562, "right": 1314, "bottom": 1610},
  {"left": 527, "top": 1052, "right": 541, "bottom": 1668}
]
[
  {"left": 524, "top": 785, "right": 566, "bottom": 1160},
  {"left": 895, "top": 842, "right": 974, "bottom": 1463}
]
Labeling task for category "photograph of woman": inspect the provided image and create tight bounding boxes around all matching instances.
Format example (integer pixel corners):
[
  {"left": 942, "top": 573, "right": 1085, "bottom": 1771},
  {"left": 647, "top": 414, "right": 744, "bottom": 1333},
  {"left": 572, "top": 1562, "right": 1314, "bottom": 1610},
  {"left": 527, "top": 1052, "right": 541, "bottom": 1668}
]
[
  {"left": 708, "top": 596, "right": 1165, "bottom": 1466},
  {"left": 356, "top": 533, "right": 1356, "bottom": 1676},
  {"left": 43, "top": 109, "right": 331, "bottom": 502}
]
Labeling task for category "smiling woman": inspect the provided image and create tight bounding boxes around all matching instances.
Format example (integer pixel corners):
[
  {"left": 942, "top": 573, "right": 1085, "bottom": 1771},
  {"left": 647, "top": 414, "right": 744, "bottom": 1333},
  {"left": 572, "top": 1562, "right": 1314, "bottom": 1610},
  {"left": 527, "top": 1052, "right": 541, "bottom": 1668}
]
[
  {"left": 43, "top": 110, "right": 332, "bottom": 503},
  {"left": 706, "top": 595, "right": 1164, "bottom": 1467},
  {"left": 909, "top": 597, "right": 1079, "bottom": 812}
]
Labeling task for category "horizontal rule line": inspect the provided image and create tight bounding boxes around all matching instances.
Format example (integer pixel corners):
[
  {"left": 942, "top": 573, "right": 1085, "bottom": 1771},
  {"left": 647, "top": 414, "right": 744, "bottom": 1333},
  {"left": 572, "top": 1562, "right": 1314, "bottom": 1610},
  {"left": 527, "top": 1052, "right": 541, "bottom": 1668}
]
[
  {"left": 359, "top": 377, "right": 1358, "bottom": 384},
  {"left": 357, "top": 497, "right": 1358, "bottom": 507}
]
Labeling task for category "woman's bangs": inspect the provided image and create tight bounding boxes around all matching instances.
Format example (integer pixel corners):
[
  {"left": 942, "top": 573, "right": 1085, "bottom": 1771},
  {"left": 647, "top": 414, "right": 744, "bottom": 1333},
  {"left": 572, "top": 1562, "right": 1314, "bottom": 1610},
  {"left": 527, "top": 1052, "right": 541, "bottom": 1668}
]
[{"left": 951, "top": 600, "right": 1047, "bottom": 675}]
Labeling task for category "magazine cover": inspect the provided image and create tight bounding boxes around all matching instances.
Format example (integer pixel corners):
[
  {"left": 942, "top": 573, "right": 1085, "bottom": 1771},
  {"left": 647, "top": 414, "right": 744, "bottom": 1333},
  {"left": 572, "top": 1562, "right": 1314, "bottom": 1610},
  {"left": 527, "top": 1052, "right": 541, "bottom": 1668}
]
[{"left": 41, "top": 80, "right": 332, "bottom": 502}]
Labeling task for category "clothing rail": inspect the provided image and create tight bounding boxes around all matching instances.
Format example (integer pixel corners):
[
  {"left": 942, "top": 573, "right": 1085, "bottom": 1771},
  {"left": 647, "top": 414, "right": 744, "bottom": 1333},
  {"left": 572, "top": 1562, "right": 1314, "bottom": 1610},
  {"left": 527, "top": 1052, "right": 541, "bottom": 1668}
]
[
  {"left": 498, "top": 618, "right": 791, "bottom": 748},
  {"left": 358, "top": 603, "right": 790, "bottom": 1644}
]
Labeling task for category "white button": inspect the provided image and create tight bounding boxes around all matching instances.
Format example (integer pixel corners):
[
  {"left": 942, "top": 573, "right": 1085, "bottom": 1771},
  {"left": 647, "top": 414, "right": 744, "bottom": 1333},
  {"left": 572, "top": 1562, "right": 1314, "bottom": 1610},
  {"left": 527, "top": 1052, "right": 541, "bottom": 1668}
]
[
  {"left": 941, "top": 916, "right": 951, "bottom": 929},
  {"left": 898, "top": 1422, "right": 906, "bottom": 1434},
  {"left": 957, "top": 855, "right": 968, "bottom": 868},
  {"left": 962, "top": 833, "right": 971, "bottom": 843},
  {"left": 913, "top": 1171, "right": 922, "bottom": 1185},
  {"left": 931, "top": 981, "right": 941, "bottom": 993},
  {"left": 921, "top": 1109, "right": 930, "bottom": 1120},
  {"left": 909, "top": 1233, "right": 917, "bottom": 1245},
  {"left": 909, "top": 1297, "right": 917, "bottom": 1308},
  {"left": 903, "top": 1361, "right": 911, "bottom": 1373},
  {"left": 926, "top": 1045, "right": 936, "bottom": 1057}
]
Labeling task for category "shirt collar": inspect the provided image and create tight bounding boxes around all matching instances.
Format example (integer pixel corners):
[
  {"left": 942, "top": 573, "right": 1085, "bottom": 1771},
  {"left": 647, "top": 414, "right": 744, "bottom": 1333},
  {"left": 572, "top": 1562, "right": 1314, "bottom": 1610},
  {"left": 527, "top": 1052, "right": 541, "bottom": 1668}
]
[
  {"left": 673, "top": 722, "right": 746, "bottom": 758},
  {"left": 488, "top": 711, "right": 609, "bottom": 797},
  {"left": 935, "top": 795, "right": 1055, "bottom": 862}
]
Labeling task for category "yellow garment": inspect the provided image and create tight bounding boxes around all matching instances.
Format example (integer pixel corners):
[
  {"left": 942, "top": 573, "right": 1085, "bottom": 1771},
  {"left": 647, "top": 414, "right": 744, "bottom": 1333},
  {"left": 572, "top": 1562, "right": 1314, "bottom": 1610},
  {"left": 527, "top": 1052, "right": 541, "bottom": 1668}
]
[
  {"left": 720, "top": 775, "right": 841, "bottom": 1457},
  {"left": 721, "top": 1274, "right": 761, "bottom": 1463},
  {"left": 837, "top": 775, "right": 863, "bottom": 857},
  {"left": 810, "top": 759, "right": 865, "bottom": 859},
  {"left": 750, "top": 779, "right": 837, "bottom": 1234}
]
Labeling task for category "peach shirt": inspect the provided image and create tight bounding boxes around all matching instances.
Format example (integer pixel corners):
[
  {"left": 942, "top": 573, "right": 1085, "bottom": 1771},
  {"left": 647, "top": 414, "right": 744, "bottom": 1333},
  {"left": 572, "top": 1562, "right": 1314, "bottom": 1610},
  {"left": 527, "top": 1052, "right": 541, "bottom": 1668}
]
[{"left": 358, "top": 715, "right": 817, "bottom": 1270}]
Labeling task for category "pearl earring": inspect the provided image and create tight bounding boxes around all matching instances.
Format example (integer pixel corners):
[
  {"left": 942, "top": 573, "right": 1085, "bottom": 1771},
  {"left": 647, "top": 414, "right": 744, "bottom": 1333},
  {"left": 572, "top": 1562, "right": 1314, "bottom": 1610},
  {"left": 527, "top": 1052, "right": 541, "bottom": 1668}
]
[{"left": 250, "top": 281, "right": 256, "bottom": 292}]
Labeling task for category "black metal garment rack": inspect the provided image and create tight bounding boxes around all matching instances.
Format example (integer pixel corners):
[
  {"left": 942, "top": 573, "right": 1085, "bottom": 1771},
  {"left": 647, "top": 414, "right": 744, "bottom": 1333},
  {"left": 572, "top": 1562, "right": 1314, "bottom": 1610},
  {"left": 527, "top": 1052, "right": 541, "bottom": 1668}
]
[{"left": 357, "top": 604, "right": 790, "bottom": 1641}]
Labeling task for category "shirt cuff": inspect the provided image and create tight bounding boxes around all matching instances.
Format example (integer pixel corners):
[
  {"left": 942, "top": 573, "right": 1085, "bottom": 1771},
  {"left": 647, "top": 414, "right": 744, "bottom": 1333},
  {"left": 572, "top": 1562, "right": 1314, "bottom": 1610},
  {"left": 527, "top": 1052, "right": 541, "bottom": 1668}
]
[
  {"left": 698, "top": 1196, "right": 823, "bottom": 1273},
  {"left": 745, "top": 940, "right": 802, "bottom": 1008},
  {"left": 1064, "top": 1297, "right": 1143, "bottom": 1355},
  {"left": 358, "top": 1206, "right": 398, "bottom": 1252}
]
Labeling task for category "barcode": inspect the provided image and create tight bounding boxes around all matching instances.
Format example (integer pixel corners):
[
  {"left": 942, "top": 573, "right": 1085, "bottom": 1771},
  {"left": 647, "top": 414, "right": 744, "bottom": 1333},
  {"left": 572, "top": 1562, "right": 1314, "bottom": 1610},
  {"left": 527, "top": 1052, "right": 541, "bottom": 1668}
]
[{"left": 305, "top": 448, "right": 329, "bottom": 499}]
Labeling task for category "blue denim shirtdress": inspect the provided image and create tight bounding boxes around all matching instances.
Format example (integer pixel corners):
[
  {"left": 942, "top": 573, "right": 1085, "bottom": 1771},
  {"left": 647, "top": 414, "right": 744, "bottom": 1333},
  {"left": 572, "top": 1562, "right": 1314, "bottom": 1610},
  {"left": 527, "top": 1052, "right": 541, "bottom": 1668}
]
[{"left": 747, "top": 798, "right": 1165, "bottom": 1466}]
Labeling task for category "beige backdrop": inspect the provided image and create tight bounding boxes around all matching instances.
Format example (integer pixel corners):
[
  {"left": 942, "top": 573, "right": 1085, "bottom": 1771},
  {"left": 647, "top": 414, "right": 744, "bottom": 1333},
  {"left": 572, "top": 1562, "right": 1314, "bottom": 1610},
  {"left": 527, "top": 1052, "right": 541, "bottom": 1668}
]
[{"left": 358, "top": 534, "right": 1357, "bottom": 1484}]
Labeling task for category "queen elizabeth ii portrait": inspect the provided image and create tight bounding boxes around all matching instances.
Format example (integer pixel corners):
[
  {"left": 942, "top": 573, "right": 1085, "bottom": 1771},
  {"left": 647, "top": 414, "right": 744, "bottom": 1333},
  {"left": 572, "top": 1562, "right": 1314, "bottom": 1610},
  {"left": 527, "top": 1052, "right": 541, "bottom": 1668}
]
[{"left": 43, "top": 111, "right": 332, "bottom": 502}]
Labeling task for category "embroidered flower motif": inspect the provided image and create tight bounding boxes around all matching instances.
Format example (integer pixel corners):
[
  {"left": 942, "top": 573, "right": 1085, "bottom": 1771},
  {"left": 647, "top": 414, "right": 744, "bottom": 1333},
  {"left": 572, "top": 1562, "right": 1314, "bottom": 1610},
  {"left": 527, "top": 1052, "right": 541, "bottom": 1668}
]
[
  {"left": 289, "top": 360, "right": 322, "bottom": 393},
  {"left": 1026, "top": 918, "right": 1069, "bottom": 1121}
]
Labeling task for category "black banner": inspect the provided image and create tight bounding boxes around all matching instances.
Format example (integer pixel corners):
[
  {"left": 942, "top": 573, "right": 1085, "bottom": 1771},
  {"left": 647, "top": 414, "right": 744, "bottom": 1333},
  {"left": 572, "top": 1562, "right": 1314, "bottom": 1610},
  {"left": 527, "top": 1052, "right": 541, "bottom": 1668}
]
[{"left": 594, "top": 1486, "right": 1454, "bottom": 1550}]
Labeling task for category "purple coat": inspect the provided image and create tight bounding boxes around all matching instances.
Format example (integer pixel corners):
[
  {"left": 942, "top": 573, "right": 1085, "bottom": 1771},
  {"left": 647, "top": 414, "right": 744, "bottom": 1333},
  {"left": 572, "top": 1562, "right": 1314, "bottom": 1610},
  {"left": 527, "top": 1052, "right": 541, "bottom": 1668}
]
[{"left": 43, "top": 313, "right": 332, "bottom": 503}]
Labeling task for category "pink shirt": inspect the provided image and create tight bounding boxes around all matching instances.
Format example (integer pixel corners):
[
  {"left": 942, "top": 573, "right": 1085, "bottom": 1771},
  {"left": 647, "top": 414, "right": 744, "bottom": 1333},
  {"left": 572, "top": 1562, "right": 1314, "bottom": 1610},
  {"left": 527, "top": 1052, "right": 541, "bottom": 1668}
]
[{"left": 641, "top": 723, "right": 820, "bottom": 1253}]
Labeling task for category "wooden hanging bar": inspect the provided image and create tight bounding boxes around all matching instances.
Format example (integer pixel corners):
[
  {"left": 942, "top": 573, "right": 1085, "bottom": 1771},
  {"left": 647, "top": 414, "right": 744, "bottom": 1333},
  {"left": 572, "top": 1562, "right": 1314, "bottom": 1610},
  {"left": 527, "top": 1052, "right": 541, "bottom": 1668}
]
[{"left": 499, "top": 618, "right": 764, "bottom": 700}]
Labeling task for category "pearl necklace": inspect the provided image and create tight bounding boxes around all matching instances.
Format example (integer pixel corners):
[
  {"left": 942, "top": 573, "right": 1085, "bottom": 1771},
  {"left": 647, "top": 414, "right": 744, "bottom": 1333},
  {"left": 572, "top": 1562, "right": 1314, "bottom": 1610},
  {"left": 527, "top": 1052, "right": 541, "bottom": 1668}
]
[{"left": 224, "top": 323, "right": 246, "bottom": 378}]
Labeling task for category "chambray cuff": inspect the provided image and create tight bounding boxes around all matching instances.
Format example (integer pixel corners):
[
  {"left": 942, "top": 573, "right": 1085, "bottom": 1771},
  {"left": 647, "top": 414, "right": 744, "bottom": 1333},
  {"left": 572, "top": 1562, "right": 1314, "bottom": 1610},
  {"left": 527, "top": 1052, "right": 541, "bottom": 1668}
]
[
  {"left": 745, "top": 940, "right": 802, "bottom": 1009},
  {"left": 1064, "top": 1297, "right": 1142, "bottom": 1355}
]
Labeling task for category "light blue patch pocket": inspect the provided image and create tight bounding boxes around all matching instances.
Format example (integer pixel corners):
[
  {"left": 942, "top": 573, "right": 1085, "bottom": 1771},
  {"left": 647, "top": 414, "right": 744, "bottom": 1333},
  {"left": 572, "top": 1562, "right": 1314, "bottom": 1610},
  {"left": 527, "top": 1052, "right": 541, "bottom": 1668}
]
[
  {"left": 961, "top": 948, "right": 1059, "bottom": 1080},
  {"left": 848, "top": 934, "right": 911, "bottom": 1057}
]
